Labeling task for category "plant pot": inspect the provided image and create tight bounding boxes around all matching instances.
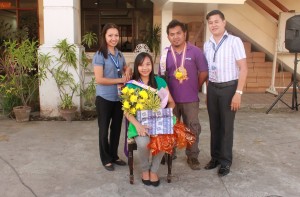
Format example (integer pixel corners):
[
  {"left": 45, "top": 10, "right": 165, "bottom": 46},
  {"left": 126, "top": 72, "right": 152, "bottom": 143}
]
[
  {"left": 13, "top": 106, "right": 31, "bottom": 122},
  {"left": 59, "top": 106, "right": 77, "bottom": 122}
]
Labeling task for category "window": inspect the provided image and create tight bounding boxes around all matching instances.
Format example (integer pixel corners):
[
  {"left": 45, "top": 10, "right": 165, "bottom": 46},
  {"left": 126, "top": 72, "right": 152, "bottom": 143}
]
[
  {"left": 81, "top": 0, "right": 153, "bottom": 52},
  {"left": 0, "top": 0, "right": 38, "bottom": 42}
]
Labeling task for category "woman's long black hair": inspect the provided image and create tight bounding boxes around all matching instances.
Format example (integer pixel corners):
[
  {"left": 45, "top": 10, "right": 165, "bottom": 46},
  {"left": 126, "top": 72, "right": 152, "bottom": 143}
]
[
  {"left": 132, "top": 52, "right": 157, "bottom": 89},
  {"left": 98, "top": 23, "right": 119, "bottom": 59}
]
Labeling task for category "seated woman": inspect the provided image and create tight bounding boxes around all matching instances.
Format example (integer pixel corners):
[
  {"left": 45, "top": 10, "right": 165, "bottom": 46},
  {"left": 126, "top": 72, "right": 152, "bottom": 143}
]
[{"left": 124, "top": 52, "right": 175, "bottom": 187}]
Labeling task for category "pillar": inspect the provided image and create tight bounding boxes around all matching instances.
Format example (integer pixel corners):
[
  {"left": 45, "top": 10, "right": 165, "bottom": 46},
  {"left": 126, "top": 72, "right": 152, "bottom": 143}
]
[
  {"left": 160, "top": 2, "right": 173, "bottom": 53},
  {"left": 39, "top": 0, "right": 83, "bottom": 117}
]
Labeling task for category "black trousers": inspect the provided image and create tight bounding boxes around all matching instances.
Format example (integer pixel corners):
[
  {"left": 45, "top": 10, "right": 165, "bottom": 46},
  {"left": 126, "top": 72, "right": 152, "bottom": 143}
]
[
  {"left": 207, "top": 81, "right": 237, "bottom": 166},
  {"left": 96, "top": 96, "right": 123, "bottom": 166}
]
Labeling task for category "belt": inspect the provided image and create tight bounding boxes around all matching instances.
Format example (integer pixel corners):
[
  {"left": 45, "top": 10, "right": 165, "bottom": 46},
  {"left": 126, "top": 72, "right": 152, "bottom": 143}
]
[{"left": 209, "top": 80, "right": 237, "bottom": 89}]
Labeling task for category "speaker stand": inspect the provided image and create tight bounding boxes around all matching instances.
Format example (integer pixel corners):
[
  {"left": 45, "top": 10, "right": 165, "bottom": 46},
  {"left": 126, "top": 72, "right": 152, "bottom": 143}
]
[{"left": 266, "top": 53, "right": 300, "bottom": 114}]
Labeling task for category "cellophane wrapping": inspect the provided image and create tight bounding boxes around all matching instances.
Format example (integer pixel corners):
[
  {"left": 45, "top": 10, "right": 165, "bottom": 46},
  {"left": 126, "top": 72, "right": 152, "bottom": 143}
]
[{"left": 147, "top": 121, "right": 196, "bottom": 155}]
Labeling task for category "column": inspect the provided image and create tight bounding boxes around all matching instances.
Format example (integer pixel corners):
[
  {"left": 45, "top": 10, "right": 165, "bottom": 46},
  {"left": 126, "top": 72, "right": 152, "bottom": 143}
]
[
  {"left": 202, "top": 4, "right": 219, "bottom": 94},
  {"left": 160, "top": 2, "right": 173, "bottom": 53},
  {"left": 39, "top": 0, "right": 83, "bottom": 117}
]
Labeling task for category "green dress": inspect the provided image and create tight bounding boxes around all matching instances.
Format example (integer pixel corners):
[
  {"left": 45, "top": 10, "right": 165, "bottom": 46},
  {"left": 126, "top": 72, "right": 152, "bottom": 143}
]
[{"left": 126, "top": 76, "right": 167, "bottom": 138}]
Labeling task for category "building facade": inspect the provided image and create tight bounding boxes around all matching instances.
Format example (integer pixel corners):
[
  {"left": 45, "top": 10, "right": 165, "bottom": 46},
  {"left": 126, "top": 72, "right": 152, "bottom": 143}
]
[{"left": 1, "top": 0, "right": 299, "bottom": 117}]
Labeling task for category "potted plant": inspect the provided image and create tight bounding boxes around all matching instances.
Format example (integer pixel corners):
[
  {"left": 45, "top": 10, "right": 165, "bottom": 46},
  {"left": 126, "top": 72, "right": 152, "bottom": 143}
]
[
  {"left": 80, "top": 32, "right": 97, "bottom": 114},
  {"left": 39, "top": 32, "right": 97, "bottom": 121},
  {"left": 0, "top": 39, "right": 44, "bottom": 122},
  {"left": 39, "top": 39, "right": 80, "bottom": 121}
]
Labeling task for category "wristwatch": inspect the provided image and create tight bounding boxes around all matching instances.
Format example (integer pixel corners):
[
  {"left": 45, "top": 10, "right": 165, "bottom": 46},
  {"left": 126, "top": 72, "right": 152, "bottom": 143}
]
[{"left": 236, "top": 90, "right": 243, "bottom": 95}]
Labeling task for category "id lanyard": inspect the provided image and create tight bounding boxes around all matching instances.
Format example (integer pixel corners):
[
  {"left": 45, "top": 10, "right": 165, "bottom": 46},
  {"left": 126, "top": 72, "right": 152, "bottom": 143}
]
[
  {"left": 109, "top": 53, "right": 122, "bottom": 78},
  {"left": 213, "top": 35, "right": 228, "bottom": 62}
]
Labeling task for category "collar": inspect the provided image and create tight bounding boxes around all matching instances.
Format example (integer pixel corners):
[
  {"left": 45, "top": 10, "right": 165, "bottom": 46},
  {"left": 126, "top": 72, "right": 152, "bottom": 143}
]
[
  {"left": 209, "top": 31, "right": 229, "bottom": 45},
  {"left": 108, "top": 48, "right": 119, "bottom": 56},
  {"left": 168, "top": 42, "right": 191, "bottom": 53}
]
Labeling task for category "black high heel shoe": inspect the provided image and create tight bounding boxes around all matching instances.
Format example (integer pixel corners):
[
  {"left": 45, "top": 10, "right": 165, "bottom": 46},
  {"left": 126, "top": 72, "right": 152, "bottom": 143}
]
[
  {"left": 142, "top": 178, "right": 151, "bottom": 186},
  {"left": 150, "top": 179, "right": 160, "bottom": 187}
]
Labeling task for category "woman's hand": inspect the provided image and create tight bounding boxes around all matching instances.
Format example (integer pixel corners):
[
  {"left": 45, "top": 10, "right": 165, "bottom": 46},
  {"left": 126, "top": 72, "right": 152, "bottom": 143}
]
[
  {"left": 136, "top": 123, "right": 149, "bottom": 137},
  {"left": 125, "top": 113, "right": 149, "bottom": 137},
  {"left": 123, "top": 65, "right": 132, "bottom": 82},
  {"left": 118, "top": 76, "right": 128, "bottom": 84}
]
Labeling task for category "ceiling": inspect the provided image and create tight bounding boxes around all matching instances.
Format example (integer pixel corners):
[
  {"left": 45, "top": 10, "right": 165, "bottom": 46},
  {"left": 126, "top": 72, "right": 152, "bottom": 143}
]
[
  {"left": 173, "top": 3, "right": 206, "bottom": 16},
  {"left": 154, "top": 2, "right": 206, "bottom": 16}
]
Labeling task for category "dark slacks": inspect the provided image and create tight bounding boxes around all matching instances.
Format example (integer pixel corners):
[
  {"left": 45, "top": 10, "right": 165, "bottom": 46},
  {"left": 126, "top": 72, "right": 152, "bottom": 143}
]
[
  {"left": 96, "top": 96, "right": 123, "bottom": 166},
  {"left": 207, "top": 81, "right": 237, "bottom": 166}
]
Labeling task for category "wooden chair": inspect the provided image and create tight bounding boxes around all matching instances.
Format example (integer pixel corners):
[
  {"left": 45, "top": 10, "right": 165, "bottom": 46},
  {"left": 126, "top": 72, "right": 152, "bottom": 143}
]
[{"left": 127, "top": 138, "right": 173, "bottom": 184}]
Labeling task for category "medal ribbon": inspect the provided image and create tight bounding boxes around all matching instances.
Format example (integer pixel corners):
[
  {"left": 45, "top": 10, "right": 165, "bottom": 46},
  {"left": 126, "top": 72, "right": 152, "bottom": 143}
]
[
  {"left": 170, "top": 43, "right": 186, "bottom": 69},
  {"left": 213, "top": 35, "right": 228, "bottom": 62},
  {"left": 109, "top": 53, "right": 122, "bottom": 78}
]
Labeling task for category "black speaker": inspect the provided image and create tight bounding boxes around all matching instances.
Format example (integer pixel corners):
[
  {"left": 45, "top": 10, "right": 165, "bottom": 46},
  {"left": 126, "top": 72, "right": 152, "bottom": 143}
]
[{"left": 285, "top": 15, "right": 300, "bottom": 53}]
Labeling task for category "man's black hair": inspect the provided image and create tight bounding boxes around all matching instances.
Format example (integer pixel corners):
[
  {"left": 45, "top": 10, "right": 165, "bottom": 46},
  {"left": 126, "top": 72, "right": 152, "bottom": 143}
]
[
  {"left": 206, "top": 10, "right": 225, "bottom": 21},
  {"left": 166, "top": 19, "right": 187, "bottom": 35}
]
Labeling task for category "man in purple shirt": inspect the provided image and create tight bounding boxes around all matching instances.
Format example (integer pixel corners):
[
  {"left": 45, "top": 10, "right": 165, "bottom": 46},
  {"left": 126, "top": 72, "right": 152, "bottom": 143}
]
[{"left": 159, "top": 19, "right": 208, "bottom": 170}]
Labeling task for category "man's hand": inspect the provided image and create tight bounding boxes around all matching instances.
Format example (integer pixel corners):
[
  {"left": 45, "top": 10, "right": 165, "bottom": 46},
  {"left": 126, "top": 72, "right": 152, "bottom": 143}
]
[{"left": 231, "top": 93, "right": 241, "bottom": 111}]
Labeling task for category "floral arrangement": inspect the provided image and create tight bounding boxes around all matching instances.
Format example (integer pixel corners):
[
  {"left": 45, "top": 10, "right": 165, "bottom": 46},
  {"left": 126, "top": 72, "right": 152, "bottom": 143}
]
[{"left": 120, "top": 86, "right": 161, "bottom": 116}]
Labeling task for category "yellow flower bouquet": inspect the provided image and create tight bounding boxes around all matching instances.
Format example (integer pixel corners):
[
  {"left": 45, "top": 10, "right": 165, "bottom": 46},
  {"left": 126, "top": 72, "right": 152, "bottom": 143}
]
[{"left": 120, "top": 86, "right": 161, "bottom": 116}]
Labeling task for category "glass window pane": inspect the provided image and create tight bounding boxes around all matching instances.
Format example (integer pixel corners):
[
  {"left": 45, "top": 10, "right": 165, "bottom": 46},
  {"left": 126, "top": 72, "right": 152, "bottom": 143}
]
[
  {"left": 82, "top": 11, "right": 99, "bottom": 51},
  {"left": 117, "top": 0, "right": 127, "bottom": 9},
  {"left": 125, "top": 0, "right": 135, "bottom": 8},
  {"left": 19, "top": 0, "right": 37, "bottom": 8},
  {"left": 99, "top": 0, "right": 116, "bottom": 9},
  {"left": 81, "top": 0, "right": 98, "bottom": 8},
  {"left": 81, "top": 0, "right": 153, "bottom": 52},
  {"left": 19, "top": 11, "right": 38, "bottom": 40},
  {"left": 136, "top": 0, "right": 152, "bottom": 9},
  {"left": 134, "top": 9, "right": 152, "bottom": 47},
  {"left": 0, "top": 9, "right": 17, "bottom": 41},
  {"left": 0, "top": 0, "right": 16, "bottom": 8}
]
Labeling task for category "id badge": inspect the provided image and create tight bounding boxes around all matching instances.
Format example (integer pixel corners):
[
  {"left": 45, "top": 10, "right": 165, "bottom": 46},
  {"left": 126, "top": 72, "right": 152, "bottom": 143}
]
[{"left": 209, "top": 63, "right": 218, "bottom": 82}]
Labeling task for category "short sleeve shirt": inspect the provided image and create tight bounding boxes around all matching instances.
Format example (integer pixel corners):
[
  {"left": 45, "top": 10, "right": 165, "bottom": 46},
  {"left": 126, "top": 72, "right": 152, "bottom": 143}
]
[
  {"left": 92, "top": 49, "right": 126, "bottom": 101},
  {"left": 164, "top": 43, "right": 208, "bottom": 103},
  {"left": 203, "top": 31, "right": 246, "bottom": 83}
]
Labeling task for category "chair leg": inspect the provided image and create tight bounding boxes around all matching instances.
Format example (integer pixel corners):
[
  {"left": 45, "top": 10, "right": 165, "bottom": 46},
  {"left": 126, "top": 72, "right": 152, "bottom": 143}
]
[
  {"left": 128, "top": 145, "right": 134, "bottom": 184},
  {"left": 161, "top": 154, "right": 166, "bottom": 165},
  {"left": 167, "top": 153, "right": 172, "bottom": 183}
]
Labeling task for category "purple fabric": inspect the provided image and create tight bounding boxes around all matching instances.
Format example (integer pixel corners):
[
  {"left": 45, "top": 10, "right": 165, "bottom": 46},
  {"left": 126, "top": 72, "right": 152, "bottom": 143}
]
[
  {"left": 124, "top": 119, "right": 129, "bottom": 157},
  {"left": 164, "top": 43, "right": 208, "bottom": 103}
]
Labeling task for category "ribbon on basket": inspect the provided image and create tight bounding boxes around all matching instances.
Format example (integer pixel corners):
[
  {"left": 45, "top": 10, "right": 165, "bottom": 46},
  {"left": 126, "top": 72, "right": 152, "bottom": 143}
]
[{"left": 148, "top": 121, "right": 196, "bottom": 155}]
